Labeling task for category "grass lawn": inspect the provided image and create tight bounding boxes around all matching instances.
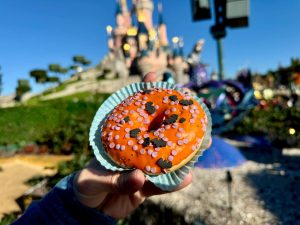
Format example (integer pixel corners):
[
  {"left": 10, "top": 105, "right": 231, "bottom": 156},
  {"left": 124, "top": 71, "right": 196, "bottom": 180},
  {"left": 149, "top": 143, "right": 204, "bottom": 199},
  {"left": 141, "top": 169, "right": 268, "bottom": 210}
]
[{"left": 0, "top": 92, "right": 110, "bottom": 146}]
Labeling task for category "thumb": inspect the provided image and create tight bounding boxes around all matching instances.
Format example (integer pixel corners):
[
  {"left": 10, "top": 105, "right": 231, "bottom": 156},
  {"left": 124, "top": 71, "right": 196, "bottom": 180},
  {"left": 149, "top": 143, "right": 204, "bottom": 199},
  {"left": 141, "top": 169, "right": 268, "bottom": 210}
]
[
  {"left": 75, "top": 166, "right": 145, "bottom": 196},
  {"left": 110, "top": 169, "right": 146, "bottom": 194},
  {"left": 143, "top": 71, "right": 157, "bottom": 82}
]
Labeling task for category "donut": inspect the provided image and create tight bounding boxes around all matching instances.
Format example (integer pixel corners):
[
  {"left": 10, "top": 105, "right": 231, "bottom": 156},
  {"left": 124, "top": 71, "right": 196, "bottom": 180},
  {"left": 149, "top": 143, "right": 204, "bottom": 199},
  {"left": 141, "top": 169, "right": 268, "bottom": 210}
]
[{"left": 100, "top": 88, "right": 209, "bottom": 175}]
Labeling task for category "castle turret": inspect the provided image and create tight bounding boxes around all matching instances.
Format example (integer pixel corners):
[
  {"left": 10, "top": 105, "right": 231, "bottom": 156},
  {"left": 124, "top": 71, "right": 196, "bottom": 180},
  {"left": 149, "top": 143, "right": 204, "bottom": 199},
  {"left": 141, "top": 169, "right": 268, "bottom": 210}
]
[{"left": 157, "top": 2, "right": 168, "bottom": 47}]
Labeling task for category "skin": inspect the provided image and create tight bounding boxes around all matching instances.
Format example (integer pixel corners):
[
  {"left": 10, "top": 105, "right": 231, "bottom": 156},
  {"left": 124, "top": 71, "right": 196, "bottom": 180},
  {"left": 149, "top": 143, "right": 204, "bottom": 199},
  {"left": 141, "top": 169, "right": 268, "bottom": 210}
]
[{"left": 73, "top": 72, "right": 193, "bottom": 219}]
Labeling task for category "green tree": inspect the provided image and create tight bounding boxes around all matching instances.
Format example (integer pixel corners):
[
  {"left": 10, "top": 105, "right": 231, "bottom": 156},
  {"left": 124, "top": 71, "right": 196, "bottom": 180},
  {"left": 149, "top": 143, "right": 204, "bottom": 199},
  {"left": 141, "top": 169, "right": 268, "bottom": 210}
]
[
  {"left": 15, "top": 79, "right": 31, "bottom": 100},
  {"left": 72, "top": 55, "right": 91, "bottom": 71},
  {"left": 29, "top": 69, "right": 48, "bottom": 84},
  {"left": 48, "top": 64, "right": 68, "bottom": 80}
]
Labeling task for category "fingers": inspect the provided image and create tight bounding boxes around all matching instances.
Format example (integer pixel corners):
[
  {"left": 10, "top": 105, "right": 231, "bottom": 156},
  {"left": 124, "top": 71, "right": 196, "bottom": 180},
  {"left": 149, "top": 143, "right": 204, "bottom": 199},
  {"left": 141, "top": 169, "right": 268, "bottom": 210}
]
[
  {"left": 142, "top": 71, "right": 157, "bottom": 82},
  {"left": 141, "top": 172, "right": 193, "bottom": 197},
  {"left": 76, "top": 166, "right": 145, "bottom": 195}
]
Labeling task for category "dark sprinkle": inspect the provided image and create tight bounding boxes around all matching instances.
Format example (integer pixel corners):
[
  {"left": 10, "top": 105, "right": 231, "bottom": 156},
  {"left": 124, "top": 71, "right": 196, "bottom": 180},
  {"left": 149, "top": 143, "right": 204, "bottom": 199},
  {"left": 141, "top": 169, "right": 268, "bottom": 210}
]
[
  {"left": 169, "top": 95, "right": 178, "bottom": 102},
  {"left": 143, "top": 90, "right": 152, "bottom": 94},
  {"left": 151, "top": 138, "right": 167, "bottom": 148},
  {"left": 164, "top": 114, "right": 178, "bottom": 125},
  {"left": 179, "top": 99, "right": 193, "bottom": 106},
  {"left": 142, "top": 137, "right": 150, "bottom": 147},
  {"left": 130, "top": 128, "right": 141, "bottom": 138},
  {"left": 145, "top": 101, "right": 156, "bottom": 114},
  {"left": 179, "top": 117, "right": 186, "bottom": 123},
  {"left": 123, "top": 116, "right": 130, "bottom": 123},
  {"left": 157, "top": 158, "right": 172, "bottom": 169}
]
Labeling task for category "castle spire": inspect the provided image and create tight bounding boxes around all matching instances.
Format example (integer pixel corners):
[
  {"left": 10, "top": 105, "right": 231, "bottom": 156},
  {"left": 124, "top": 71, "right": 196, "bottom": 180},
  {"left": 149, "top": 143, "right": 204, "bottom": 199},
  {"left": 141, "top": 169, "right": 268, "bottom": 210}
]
[
  {"left": 115, "top": 0, "right": 122, "bottom": 15},
  {"left": 158, "top": 2, "right": 164, "bottom": 25}
]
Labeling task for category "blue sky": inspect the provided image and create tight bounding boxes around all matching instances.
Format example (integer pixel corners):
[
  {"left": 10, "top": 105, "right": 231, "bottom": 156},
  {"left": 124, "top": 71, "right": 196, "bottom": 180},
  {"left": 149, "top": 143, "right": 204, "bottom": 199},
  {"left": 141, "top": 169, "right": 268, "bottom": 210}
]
[{"left": 0, "top": 0, "right": 299, "bottom": 95}]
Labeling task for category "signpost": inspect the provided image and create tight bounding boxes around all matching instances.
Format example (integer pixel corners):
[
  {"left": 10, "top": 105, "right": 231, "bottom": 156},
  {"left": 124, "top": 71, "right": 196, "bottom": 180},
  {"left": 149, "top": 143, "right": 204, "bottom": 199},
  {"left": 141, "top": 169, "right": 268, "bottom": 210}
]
[{"left": 191, "top": 0, "right": 249, "bottom": 80}]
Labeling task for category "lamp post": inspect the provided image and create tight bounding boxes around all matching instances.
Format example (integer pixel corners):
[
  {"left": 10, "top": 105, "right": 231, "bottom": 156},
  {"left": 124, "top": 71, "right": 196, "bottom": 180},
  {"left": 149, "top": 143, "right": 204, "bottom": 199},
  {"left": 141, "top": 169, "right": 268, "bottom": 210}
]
[{"left": 191, "top": 0, "right": 249, "bottom": 80}]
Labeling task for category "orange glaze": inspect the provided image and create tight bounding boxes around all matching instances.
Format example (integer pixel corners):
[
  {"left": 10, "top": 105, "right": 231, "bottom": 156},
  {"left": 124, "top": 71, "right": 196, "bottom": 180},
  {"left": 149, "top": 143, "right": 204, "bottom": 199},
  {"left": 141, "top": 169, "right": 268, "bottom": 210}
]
[{"left": 101, "top": 88, "right": 208, "bottom": 175}]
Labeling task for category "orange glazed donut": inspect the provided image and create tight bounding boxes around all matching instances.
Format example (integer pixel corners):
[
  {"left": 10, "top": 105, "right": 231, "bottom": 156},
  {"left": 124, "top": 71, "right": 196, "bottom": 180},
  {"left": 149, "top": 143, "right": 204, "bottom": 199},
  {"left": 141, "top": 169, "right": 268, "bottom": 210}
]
[{"left": 101, "top": 88, "right": 208, "bottom": 175}]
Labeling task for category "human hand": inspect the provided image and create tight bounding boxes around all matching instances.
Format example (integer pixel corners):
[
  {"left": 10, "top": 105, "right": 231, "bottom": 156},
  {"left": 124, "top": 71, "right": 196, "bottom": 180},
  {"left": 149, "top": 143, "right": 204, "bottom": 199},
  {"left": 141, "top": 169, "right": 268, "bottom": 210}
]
[
  {"left": 73, "top": 72, "right": 192, "bottom": 219},
  {"left": 74, "top": 158, "right": 192, "bottom": 219}
]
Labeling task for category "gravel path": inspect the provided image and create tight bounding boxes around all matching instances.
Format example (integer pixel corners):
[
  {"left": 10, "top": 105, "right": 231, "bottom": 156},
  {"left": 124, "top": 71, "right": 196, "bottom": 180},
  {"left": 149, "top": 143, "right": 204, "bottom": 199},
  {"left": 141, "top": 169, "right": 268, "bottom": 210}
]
[{"left": 149, "top": 160, "right": 300, "bottom": 225}]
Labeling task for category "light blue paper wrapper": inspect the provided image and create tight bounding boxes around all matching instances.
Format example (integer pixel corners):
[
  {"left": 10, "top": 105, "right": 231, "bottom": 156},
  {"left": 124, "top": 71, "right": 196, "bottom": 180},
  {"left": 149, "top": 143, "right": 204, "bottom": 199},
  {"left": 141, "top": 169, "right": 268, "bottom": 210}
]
[{"left": 89, "top": 82, "right": 212, "bottom": 191}]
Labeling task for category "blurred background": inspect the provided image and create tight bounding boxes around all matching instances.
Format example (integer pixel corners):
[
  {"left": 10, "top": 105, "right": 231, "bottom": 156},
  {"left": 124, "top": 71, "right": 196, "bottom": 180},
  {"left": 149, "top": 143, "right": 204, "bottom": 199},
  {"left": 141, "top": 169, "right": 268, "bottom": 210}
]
[{"left": 0, "top": 0, "right": 299, "bottom": 224}]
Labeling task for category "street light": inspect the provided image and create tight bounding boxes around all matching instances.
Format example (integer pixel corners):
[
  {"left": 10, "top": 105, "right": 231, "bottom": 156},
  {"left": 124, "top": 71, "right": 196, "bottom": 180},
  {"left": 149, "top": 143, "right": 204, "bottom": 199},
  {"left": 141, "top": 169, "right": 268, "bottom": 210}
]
[{"left": 191, "top": 0, "right": 249, "bottom": 80}]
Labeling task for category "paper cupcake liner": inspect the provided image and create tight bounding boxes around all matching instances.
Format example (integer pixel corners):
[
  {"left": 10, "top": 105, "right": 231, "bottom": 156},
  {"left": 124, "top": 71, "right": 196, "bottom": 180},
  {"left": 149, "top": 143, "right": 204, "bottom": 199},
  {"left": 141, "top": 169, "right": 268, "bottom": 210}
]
[{"left": 89, "top": 82, "right": 212, "bottom": 191}]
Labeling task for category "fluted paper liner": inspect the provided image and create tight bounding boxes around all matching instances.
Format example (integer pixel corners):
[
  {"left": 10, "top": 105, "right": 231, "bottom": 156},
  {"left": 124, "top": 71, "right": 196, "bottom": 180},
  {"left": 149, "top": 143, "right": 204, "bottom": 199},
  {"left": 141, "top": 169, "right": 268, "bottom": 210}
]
[{"left": 89, "top": 82, "right": 212, "bottom": 191}]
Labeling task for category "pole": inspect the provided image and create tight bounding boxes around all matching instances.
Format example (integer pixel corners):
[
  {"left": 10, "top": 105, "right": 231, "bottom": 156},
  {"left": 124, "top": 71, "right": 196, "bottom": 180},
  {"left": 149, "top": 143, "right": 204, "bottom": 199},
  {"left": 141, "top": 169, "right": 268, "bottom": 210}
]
[{"left": 216, "top": 38, "right": 224, "bottom": 80}]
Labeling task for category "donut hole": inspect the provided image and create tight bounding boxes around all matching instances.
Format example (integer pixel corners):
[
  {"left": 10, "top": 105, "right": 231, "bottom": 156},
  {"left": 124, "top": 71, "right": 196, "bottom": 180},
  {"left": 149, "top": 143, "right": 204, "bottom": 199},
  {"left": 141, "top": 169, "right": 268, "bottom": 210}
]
[{"left": 148, "top": 112, "right": 165, "bottom": 132}]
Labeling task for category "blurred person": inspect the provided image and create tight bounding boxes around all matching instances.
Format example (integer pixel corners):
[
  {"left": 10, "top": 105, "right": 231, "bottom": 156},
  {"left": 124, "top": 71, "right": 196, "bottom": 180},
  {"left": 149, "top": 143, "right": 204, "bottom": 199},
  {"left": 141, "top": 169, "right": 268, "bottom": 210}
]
[{"left": 11, "top": 72, "right": 192, "bottom": 225}]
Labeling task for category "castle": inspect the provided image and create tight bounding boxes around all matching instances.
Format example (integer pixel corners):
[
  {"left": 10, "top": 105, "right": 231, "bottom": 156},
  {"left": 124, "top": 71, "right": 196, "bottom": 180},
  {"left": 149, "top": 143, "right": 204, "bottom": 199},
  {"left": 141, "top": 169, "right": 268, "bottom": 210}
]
[{"left": 99, "top": 0, "right": 205, "bottom": 84}]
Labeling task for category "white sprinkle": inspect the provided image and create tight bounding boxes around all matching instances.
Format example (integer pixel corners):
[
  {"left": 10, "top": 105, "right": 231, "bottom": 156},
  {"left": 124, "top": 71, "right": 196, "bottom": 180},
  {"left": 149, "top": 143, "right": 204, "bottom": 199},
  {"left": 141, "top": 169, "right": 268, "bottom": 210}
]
[
  {"left": 137, "top": 136, "right": 142, "bottom": 140},
  {"left": 151, "top": 167, "right": 156, "bottom": 173},
  {"left": 154, "top": 147, "right": 160, "bottom": 151},
  {"left": 130, "top": 110, "right": 134, "bottom": 114},
  {"left": 178, "top": 127, "right": 184, "bottom": 132},
  {"left": 151, "top": 152, "right": 158, "bottom": 158},
  {"left": 163, "top": 99, "right": 168, "bottom": 104},
  {"left": 190, "top": 119, "right": 195, "bottom": 124},
  {"left": 177, "top": 140, "right": 183, "bottom": 145},
  {"left": 176, "top": 133, "right": 181, "bottom": 138},
  {"left": 162, "top": 137, "right": 168, "bottom": 141},
  {"left": 171, "top": 150, "right": 177, "bottom": 156},
  {"left": 107, "top": 136, "right": 112, "bottom": 141},
  {"left": 159, "top": 133, "right": 164, "bottom": 139},
  {"left": 138, "top": 139, "right": 144, "bottom": 144},
  {"left": 170, "top": 102, "right": 175, "bottom": 106},
  {"left": 137, "top": 117, "right": 143, "bottom": 122},
  {"left": 121, "top": 145, "right": 125, "bottom": 151},
  {"left": 109, "top": 143, "right": 115, "bottom": 148},
  {"left": 116, "top": 144, "right": 120, "bottom": 150},
  {"left": 114, "top": 135, "right": 120, "bottom": 140},
  {"left": 128, "top": 140, "right": 133, "bottom": 146},
  {"left": 143, "top": 96, "right": 148, "bottom": 100},
  {"left": 197, "top": 138, "right": 202, "bottom": 143},
  {"left": 140, "top": 149, "right": 145, "bottom": 154},
  {"left": 148, "top": 149, "right": 153, "bottom": 155},
  {"left": 154, "top": 131, "right": 159, "bottom": 136},
  {"left": 144, "top": 119, "right": 150, "bottom": 124},
  {"left": 165, "top": 125, "right": 171, "bottom": 130},
  {"left": 167, "top": 141, "right": 173, "bottom": 146},
  {"left": 145, "top": 165, "right": 151, "bottom": 171},
  {"left": 171, "top": 107, "right": 177, "bottom": 112},
  {"left": 183, "top": 106, "right": 189, "bottom": 110},
  {"left": 165, "top": 110, "right": 170, "bottom": 115},
  {"left": 132, "top": 145, "right": 138, "bottom": 151},
  {"left": 129, "top": 121, "right": 134, "bottom": 125},
  {"left": 125, "top": 133, "right": 130, "bottom": 139},
  {"left": 168, "top": 155, "right": 174, "bottom": 161},
  {"left": 192, "top": 145, "right": 197, "bottom": 151},
  {"left": 190, "top": 109, "right": 195, "bottom": 114},
  {"left": 125, "top": 128, "right": 130, "bottom": 133},
  {"left": 183, "top": 138, "right": 189, "bottom": 144},
  {"left": 154, "top": 105, "right": 159, "bottom": 109}
]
